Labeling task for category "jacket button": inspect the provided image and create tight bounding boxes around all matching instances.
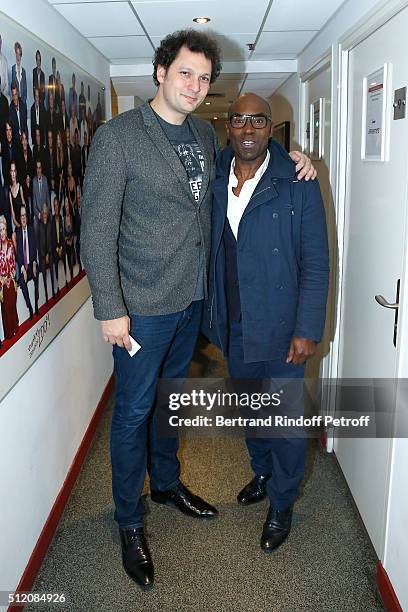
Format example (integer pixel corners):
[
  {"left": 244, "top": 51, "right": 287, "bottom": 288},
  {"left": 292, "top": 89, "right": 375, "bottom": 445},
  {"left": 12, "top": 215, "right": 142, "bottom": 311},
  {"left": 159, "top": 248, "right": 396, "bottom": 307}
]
[
  {"left": 272, "top": 212, "right": 279, "bottom": 219},
  {"left": 276, "top": 283, "right": 284, "bottom": 290},
  {"left": 280, "top": 319, "right": 286, "bottom": 325},
  {"left": 273, "top": 248, "right": 279, "bottom": 255},
  {"left": 196, "top": 240, "right": 202, "bottom": 246}
]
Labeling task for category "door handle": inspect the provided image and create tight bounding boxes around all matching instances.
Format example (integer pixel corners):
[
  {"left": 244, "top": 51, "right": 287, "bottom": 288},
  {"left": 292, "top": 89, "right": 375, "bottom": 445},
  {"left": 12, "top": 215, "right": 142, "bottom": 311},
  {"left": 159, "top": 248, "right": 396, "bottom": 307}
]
[
  {"left": 375, "top": 295, "right": 399, "bottom": 309},
  {"left": 376, "top": 279, "right": 401, "bottom": 347}
]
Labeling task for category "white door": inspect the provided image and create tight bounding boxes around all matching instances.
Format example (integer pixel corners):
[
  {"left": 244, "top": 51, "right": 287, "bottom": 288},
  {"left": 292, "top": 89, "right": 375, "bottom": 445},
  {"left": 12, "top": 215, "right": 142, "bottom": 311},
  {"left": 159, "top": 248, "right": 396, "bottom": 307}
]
[{"left": 335, "top": 7, "right": 408, "bottom": 559}]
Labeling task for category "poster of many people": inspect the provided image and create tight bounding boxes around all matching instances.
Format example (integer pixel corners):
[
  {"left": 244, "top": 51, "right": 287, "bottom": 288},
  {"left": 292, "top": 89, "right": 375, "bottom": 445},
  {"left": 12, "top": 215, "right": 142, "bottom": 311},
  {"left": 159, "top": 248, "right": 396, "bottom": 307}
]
[{"left": 0, "top": 13, "right": 106, "bottom": 397}]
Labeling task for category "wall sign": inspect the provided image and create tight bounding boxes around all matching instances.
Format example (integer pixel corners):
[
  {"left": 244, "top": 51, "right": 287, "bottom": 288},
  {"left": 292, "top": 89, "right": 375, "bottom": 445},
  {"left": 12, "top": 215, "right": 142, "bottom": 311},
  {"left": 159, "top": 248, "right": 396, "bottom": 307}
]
[{"left": 361, "top": 64, "right": 390, "bottom": 161}]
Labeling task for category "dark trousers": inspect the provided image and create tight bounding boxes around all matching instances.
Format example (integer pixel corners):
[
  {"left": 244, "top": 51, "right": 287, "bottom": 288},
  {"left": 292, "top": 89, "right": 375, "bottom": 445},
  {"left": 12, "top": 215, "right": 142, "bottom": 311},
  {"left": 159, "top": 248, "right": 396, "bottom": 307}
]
[
  {"left": 40, "top": 254, "right": 55, "bottom": 301},
  {"left": 19, "top": 263, "right": 39, "bottom": 314},
  {"left": 111, "top": 300, "right": 202, "bottom": 529},
  {"left": 65, "top": 244, "right": 74, "bottom": 281},
  {"left": 227, "top": 321, "right": 307, "bottom": 511},
  {"left": 54, "top": 248, "right": 67, "bottom": 286}
]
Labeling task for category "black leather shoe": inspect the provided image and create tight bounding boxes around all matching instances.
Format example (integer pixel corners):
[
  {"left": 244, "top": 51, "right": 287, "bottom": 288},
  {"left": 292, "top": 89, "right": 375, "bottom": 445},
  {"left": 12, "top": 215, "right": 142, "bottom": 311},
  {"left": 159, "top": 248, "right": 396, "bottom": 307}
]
[
  {"left": 119, "top": 527, "right": 154, "bottom": 589},
  {"left": 261, "top": 504, "right": 293, "bottom": 552},
  {"left": 151, "top": 482, "right": 218, "bottom": 518},
  {"left": 237, "top": 474, "right": 271, "bottom": 505}
]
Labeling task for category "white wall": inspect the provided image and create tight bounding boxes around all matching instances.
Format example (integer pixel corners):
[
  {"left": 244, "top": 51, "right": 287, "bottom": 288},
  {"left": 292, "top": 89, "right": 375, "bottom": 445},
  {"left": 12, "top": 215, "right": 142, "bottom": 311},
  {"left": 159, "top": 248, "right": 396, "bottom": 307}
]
[
  {"left": 383, "top": 437, "right": 408, "bottom": 608},
  {"left": 0, "top": 0, "right": 112, "bottom": 597},
  {"left": 0, "top": 299, "right": 112, "bottom": 593},
  {"left": 269, "top": 74, "right": 300, "bottom": 150},
  {"left": 298, "top": 0, "right": 396, "bottom": 74},
  {"left": 117, "top": 95, "right": 147, "bottom": 114},
  {"left": 117, "top": 96, "right": 135, "bottom": 114}
]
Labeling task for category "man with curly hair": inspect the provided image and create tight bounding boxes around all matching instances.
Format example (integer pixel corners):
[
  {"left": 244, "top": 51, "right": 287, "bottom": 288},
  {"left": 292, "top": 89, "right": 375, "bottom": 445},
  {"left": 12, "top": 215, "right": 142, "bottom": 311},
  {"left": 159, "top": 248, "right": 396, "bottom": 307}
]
[{"left": 81, "top": 29, "right": 314, "bottom": 589}]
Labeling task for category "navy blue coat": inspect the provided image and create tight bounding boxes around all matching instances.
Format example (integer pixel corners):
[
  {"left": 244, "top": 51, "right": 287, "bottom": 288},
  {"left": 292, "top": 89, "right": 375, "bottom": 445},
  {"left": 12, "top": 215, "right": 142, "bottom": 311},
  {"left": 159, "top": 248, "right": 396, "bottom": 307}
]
[{"left": 202, "top": 140, "right": 329, "bottom": 363}]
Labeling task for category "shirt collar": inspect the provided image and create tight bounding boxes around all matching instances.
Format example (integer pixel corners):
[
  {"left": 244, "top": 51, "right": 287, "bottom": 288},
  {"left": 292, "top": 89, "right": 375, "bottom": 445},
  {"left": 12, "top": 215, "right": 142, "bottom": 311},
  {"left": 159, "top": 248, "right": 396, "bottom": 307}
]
[{"left": 229, "top": 149, "right": 270, "bottom": 188}]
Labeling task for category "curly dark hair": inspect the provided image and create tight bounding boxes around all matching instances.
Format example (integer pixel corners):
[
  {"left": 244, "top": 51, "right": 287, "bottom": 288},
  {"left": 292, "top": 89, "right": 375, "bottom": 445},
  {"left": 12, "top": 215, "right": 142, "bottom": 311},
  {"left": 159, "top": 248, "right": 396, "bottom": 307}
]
[{"left": 153, "top": 29, "right": 222, "bottom": 86}]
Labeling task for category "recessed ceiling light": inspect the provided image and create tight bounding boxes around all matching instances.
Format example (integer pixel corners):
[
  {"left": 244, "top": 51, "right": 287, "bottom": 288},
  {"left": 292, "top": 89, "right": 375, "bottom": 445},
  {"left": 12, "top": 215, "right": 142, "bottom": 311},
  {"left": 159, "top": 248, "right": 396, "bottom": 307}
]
[
  {"left": 193, "top": 16, "right": 211, "bottom": 24},
  {"left": 213, "top": 116, "right": 218, "bottom": 120},
  {"left": 205, "top": 101, "right": 211, "bottom": 105}
]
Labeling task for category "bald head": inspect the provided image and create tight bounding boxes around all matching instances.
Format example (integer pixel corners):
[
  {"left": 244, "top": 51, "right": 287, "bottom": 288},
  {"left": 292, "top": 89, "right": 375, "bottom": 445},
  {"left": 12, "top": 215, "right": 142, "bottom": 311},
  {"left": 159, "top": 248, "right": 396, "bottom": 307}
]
[
  {"left": 227, "top": 92, "right": 273, "bottom": 165},
  {"left": 229, "top": 93, "right": 271, "bottom": 118}
]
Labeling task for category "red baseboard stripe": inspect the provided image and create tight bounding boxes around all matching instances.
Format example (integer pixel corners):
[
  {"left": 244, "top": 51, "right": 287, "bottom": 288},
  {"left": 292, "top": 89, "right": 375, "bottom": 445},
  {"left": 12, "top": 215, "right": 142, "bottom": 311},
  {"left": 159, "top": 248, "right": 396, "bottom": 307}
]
[
  {"left": 377, "top": 560, "right": 403, "bottom": 612},
  {"left": 8, "top": 374, "right": 114, "bottom": 612}
]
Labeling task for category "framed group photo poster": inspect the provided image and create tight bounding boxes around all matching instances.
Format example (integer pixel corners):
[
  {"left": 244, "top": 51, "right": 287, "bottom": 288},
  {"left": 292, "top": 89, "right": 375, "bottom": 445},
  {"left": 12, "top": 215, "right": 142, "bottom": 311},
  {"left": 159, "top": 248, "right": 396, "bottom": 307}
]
[{"left": 0, "top": 11, "right": 106, "bottom": 401}]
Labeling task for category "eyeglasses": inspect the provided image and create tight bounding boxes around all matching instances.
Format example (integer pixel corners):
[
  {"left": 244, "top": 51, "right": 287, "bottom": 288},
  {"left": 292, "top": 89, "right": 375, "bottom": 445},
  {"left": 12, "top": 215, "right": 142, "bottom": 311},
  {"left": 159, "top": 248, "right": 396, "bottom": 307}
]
[{"left": 229, "top": 113, "right": 271, "bottom": 129}]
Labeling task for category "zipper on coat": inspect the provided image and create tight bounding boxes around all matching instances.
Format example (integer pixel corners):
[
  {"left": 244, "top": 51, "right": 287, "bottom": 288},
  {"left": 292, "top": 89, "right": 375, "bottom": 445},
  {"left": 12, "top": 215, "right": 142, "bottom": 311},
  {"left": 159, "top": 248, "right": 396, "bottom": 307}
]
[{"left": 249, "top": 185, "right": 271, "bottom": 201}]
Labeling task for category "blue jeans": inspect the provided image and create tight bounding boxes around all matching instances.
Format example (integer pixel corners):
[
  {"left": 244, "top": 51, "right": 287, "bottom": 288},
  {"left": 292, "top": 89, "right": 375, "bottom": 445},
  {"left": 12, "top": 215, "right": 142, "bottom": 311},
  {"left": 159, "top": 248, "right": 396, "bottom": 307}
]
[
  {"left": 227, "top": 321, "right": 307, "bottom": 511},
  {"left": 111, "top": 301, "right": 202, "bottom": 529}
]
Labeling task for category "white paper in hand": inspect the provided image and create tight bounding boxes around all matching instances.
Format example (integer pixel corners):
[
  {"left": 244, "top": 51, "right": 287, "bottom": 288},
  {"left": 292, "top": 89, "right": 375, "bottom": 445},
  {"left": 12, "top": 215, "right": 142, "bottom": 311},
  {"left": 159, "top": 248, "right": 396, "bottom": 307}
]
[{"left": 127, "top": 335, "right": 142, "bottom": 357}]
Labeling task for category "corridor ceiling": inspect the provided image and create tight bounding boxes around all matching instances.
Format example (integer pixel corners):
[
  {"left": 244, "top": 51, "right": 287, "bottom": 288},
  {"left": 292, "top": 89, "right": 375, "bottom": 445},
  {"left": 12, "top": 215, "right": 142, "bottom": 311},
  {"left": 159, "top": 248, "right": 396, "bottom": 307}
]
[{"left": 47, "top": 0, "right": 346, "bottom": 117}]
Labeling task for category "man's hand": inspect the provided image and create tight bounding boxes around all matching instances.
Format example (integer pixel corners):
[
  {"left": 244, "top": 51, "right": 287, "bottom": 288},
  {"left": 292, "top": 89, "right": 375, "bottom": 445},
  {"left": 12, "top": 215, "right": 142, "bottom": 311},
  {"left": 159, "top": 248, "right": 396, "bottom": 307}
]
[
  {"left": 289, "top": 150, "right": 317, "bottom": 181},
  {"left": 286, "top": 337, "right": 316, "bottom": 364},
  {"left": 101, "top": 316, "right": 131, "bottom": 350}
]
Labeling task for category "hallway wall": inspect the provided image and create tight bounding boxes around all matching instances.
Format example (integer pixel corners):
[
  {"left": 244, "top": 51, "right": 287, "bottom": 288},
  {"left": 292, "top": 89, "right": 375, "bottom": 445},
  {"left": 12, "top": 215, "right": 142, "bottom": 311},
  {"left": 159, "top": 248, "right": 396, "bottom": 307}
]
[
  {"left": 0, "top": 300, "right": 112, "bottom": 595},
  {"left": 0, "top": 0, "right": 112, "bottom": 598},
  {"left": 269, "top": 73, "right": 300, "bottom": 151}
]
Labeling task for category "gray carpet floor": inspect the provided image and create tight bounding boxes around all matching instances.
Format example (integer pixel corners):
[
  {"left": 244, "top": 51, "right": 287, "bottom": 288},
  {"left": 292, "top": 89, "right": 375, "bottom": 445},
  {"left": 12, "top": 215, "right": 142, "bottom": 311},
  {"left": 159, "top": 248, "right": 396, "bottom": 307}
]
[{"left": 28, "top": 337, "right": 385, "bottom": 612}]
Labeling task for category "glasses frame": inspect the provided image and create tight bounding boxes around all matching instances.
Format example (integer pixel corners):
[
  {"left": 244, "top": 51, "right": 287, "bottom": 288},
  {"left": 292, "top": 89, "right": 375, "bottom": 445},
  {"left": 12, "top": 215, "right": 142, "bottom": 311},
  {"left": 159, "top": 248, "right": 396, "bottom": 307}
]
[{"left": 228, "top": 113, "right": 272, "bottom": 129}]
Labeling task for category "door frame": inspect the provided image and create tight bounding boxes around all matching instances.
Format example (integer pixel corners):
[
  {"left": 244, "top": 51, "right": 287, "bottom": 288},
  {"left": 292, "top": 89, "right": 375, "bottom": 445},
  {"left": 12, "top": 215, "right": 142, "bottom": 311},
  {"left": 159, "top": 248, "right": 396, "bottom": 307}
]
[{"left": 300, "top": 55, "right": 338, "bottom": 450}]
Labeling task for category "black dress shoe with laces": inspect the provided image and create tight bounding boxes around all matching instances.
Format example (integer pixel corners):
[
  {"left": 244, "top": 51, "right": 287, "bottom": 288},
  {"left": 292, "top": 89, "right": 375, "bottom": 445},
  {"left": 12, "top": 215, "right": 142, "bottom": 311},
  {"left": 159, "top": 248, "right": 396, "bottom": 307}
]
[
  {"left": 150, "top": 482, "right": 218, "bottom": 518},
  {"left": 261, "top": 504, "right": 293, "bottom": 552},
  {"left": 119, "top": 527, "right": 154, "bottom": 589},
  {"left": 237, "top": 474, "right": 271, "bottom": 505}
]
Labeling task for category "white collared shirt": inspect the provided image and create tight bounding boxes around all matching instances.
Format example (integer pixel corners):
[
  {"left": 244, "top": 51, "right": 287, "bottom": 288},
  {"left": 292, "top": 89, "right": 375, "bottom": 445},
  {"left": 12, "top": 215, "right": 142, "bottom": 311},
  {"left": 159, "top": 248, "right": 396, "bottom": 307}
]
[
  {"left": 16, "top": 105, "right": 21, "bottom": 132},
  {"left": 227, "top": 150, "right": 270, "bottom": 239}
]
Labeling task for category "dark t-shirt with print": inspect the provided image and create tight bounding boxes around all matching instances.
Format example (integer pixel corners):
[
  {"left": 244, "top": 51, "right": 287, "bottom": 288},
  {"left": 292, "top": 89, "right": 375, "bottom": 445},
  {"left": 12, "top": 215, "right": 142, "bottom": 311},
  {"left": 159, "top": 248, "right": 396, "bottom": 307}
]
[{"left": 155, "top": 111, "right": 205, "bottom": 300}]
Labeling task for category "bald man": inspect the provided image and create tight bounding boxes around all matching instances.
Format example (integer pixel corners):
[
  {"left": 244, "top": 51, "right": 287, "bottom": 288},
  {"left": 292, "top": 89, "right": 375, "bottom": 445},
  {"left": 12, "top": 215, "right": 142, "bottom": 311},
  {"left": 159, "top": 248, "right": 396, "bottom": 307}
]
[{"left": 203, "top": 93, "right": 329, "bottom": 552}]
